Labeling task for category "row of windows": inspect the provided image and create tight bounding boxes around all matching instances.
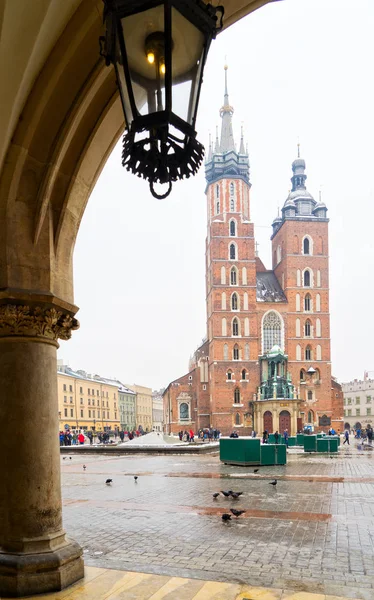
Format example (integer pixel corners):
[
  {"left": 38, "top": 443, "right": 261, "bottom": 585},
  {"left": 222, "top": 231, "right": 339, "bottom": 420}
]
[
  {"left": 62, "top": 384, "right": 116, "bottom": 399},
  {"left": 276, "top": 236, "right": 314, "bottom": 265},
  {"left": 220, "top": 266, "right": 248, "bottom": 285},
  {"left": 215, "top": 183, "right": 236, "bottom": 215},
  {"left": 62, "top": 408, "right": 116, "bottom": 419},
  {"left": 346, "top": 396, "right": 371, "bottom": 405},
  {"left": 223, "top": 343, "right": 250, "bottom": 361},
  {"left": 63, "top": 396, "right": 111, "bottom": 407},
  {"left": 221, "top": 317, "right": 250, "bottom": 337},
  {"left": 296, "top": 293, "right": 321, "bottom": 312},
  {"left": 295, "top": 318, "right": 322, "bottom": 338},
  {"left": 296, "top": 344, "right": 322, "bottom": 361},
  {"left": 296, "top": 268, "right": 322, "bottom": 288},
  {"left": 345, "top": 408, "right": 371, "bottom": 416},
  {"left": 227, "top": 369, "right": 247, "bottom": 381},
  {"left": 221, "top": 292, "right": 248, "bottom": 310}
]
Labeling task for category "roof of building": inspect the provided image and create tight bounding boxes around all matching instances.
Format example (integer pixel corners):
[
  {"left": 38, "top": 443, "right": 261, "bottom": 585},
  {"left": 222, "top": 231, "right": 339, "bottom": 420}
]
[
  {"left": 57, "top": 365, "right": 123, "bottom": 388},
  {"left": 256, "top": 272, "right": 287, "bottom": 303},
  {"left": 255, "top": 256, "right": 267, "bottom": 272}
]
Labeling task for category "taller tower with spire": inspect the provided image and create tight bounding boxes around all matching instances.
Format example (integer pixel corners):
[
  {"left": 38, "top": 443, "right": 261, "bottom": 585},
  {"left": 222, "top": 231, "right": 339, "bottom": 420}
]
[{"left": 203, "top": 66, "right": 257, "bottom": 433}]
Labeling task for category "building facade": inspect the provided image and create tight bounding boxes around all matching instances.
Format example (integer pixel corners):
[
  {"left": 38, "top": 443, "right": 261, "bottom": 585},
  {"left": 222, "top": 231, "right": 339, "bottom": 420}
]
[
  {"left": 126, "top": 384, "right": 153, "bottom": 432},
  {"left": 152, "top": 390, "right": 164, "bottom": 432},
  {"left": 342, "top": 375, "right": 374, "bottom": 431},
  {"left": 118, "top": 386, "right": 136, "bottom": 431},
  {"left": 163, "top": 68, "right": 343, "bottom": 436},
  {"left": 57, "top": 364, "right": 120, "bottom": 432}
]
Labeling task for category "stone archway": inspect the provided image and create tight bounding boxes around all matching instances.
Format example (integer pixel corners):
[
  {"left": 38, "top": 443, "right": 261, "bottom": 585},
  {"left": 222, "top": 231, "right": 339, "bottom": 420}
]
[
  {"left": 0, "top": 1, "right": 286, "bottom": 596},
  {"left": 279, "top": 410, "right": 291, "bottom": 433},
  {"left": 263, "top": 410, "right": 273, "bottom": 433}
]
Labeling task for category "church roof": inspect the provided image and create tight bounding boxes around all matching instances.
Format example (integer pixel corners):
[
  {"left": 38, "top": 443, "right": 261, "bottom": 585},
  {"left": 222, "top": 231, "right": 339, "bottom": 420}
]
[{"left": 256, "top": 272, "right": 287, "bottom": 303}]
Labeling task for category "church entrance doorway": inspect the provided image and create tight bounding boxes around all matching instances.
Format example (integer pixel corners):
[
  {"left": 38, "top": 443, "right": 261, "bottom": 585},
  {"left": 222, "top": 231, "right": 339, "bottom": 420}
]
[
  {"left": 263, "top": 411, "right": 273, "bottom": 433},
  {"left": 279, "top": 410, "right": 291, "bottom": 433}
]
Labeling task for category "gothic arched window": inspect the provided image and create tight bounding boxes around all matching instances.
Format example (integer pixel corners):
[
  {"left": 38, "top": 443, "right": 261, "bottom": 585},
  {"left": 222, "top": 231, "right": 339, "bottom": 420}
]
[
  {"left": 305, "top": 345, "right": 312, "bottom": 360},
  {"left": 234, "top": 388, "right": 240, "bottom": 404},
  {"left": 231, "top": 293, "right": 238, "bottom": 310},
  {"left": 305, "top": 320, "right": 311, "bottom": 337},
  {"left": 230, "top": 182, "right": 234, "bottom": 196},
  {"left": 227, "top": 370, "right": 233, "bottom": 380},
  {"left": 230, "top": 220, "right": 236, "bottom": 236},
  {"left": 304, "top": 293, "right": 311, "bottom": 311},
  {"left": 216, "top": 184, "right": 219, "bottom": 198},
  {"left": 229, "top": 243, "right": 236, "bottom": 260},
  {"left": 300, "top": 369, "right": 305, "bottom": 380},
  {"left": 233, "top": 344, "right": 239, "bottom": 360},
  {"left": 216, "top": 201, "right": 220, "bottom": 215},
  {"left": 241, "top": 369, "right": 246, "bottom": 380},
  {"left": 308, "top": 391, "right": 313, "bottom": 400},
  {"left": 303, "top": 270, "right": 311, "bottom": 287},
  {"left": 303, "top": 237, "right": 310, "bottom": 255},
  {"left": 232, "top": 318, "right": 239, "bottom": 336},
  {"left": 223, "top": 344, "right": 228, "bottom": 360},
  {"left": 235, "top": 412, "right": 241, "bottom": 425},
  {"left": 262, "top": 311, "right": 283, "bottom": 353},
  {"left": 230, "top": 197, "right": 235, "bottom": 211},
  {"left": 230, "top": 267, "right": 237, "bottom": 285}
]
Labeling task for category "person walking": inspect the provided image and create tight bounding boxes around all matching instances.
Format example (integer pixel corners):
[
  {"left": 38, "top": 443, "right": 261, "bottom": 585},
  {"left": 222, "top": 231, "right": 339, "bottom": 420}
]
[
  {"left": 262, "top": 430, "right": 268, "bottom": 444},
  {"left": 283, "top": 429, "right": 289, "bottom": 448},
  {"left": 87, "top": 430, "right": 93, "bottom": 445},
  {"left": 274, "top": 430, "right": 279, "bottom": 445},
  {"left": 189, "top": 429, "right": 194, "bottom": 442},
  {"left": 343, "top": 429, "right": 350, "bottom": 445}
]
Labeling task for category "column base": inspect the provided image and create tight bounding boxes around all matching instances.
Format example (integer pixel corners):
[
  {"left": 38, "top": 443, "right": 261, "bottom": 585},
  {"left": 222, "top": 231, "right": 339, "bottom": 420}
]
[{"left": 0, "top": 539, "right": 84, "bottom": 597}]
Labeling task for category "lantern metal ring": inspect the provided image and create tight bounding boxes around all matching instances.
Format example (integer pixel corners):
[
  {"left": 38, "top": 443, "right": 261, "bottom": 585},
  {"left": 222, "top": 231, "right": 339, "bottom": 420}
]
[{"left": 101, "top": 0, "right": 224, "bottom": 199}]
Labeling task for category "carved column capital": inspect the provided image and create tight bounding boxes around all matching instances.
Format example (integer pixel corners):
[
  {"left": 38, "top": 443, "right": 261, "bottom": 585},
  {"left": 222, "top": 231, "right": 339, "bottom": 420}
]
[{"left": 0, "top": 304, "right": 79, "bottom": 341}]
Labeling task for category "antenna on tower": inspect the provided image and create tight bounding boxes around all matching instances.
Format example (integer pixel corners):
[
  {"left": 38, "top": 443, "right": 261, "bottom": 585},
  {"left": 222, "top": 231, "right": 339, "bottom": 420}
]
[{"left": 297, "top": 141, "right": 300, "bottom": 158}]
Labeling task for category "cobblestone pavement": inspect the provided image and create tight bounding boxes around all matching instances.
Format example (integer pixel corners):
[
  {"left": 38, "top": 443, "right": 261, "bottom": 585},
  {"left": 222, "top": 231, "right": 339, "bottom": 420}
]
[{"left": 61, "top": 443, "right": 374, "bottom": 599}]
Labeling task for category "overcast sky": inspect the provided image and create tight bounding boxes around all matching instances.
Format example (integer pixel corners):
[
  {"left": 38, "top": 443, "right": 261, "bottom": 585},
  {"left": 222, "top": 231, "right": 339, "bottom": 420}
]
[{"left": 58, "top": 0, "right": 374, "bottom": 390}]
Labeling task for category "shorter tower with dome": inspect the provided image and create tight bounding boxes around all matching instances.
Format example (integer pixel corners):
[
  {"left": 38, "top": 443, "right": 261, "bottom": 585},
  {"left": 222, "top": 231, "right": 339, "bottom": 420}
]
[{"left": 163, "top": 69, "right": 343, "bottom": 437}]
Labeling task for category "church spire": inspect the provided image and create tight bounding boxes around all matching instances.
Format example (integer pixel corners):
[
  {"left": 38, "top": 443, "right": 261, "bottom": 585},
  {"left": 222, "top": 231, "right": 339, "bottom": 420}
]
[
  {"left": 239, "top": 123, "right": 245, "bottom": 154},
  {"left": 219, "top": 65, "right": 236, "bottom": 153}
]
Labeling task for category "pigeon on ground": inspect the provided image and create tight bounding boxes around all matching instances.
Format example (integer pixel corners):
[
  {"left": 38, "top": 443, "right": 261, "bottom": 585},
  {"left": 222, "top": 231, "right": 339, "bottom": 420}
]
[
  {"left": 213, "top": 493, "right": 220, "bottom": 499},
  {"left": 220, "top": 490, "right": 231, "bottom": 497},
  {"left": 254, "top": 468, "right": 259, "bottom": 473},
  {"left": 105, "top": 479, "right": 113, "bottom": 485},
  {"left": 69, "top": 457, "right": 72, "bottom": 460},
  {"left": 63, "top": 457, "right": 66, "bottom": 460},
  {"left": 230, "top": 508, "right": 246, "bottom": 518},
  {"left": 230, "top": 491, "right": 243, "bottom": 497},
  {"left": 134, "top": 476, "right": 138, "bottom": 482},
  {"left": 269, "top": 479, "right": 277, "bottom": 486},
  {"left": 83, "top": 465, "right": 86, "bottom": 470},
  {"left": 221, "top": 513, "right": 231, "bottom": 521}
]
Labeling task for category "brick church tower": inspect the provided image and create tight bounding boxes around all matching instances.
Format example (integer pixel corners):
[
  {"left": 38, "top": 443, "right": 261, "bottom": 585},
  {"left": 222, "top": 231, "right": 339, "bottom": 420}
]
[
  {"left": 204, "top": 66, "right": 257, "bottom": 432},
  {"left": 162, "top": 68, "right": 343, "bottom": 436},
  {"left": 270, "top": 148, "right": 333, "bottom": 430}
]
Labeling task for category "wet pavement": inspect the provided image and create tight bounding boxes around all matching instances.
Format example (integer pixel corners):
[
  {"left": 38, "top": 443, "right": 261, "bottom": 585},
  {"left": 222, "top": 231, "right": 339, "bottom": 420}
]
[{"left": 61, "top": 442, "right": 374, "bottom": 599}]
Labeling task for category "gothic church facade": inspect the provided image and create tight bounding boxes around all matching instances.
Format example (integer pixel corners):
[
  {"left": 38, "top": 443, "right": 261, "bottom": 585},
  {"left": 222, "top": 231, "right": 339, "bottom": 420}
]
[{"left": 163, "top": 69, "right": 343, "bottom": 436}]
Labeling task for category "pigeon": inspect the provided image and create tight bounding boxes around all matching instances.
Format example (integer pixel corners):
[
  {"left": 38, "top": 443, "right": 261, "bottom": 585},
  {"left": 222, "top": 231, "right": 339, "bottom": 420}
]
[
  {"left": 83, "top": 465, "right": 86, "bottom": 470},
  {"left": 254, "top": 468, "right": 259, "bottom": 473},
  {"left": 213, "top": 493, "right": 220, "bottom": 499},
  {"left": 221, "top": 513, "right": 231, "bottom": 521},
  {"left": 105, "top": 479, "right": 113, "bottom": 485},
  {"left": 269, "top": 479, "right": 277, "bottom": 486},
  {"left": 63, "top": 457, "right": 66, "bottom": 460},
  {"left": 220, "top": 490, "right": 231, "bottom": 497},
  {"left": 69, "top": 457, "right": 72, "bottom": 460},
  {"left": 134, "top": 476, "right": 138, "bottom": 482},
  {"left": 230, "top": 491, "right": 243, "bottom": 497},
  {"left": 230, "top": 508, "right": 246, "bottom": 518}
]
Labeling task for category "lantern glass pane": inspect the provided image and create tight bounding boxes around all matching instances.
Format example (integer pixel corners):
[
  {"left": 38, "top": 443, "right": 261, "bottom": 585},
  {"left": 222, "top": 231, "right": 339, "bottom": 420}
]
[{"left": 119, "top": 5, "right": 204, "bottom": 124}]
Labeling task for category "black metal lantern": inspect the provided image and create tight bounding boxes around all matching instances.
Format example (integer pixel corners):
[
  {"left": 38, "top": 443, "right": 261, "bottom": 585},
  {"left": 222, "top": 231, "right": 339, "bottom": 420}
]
[{"left": 101, "top": 0, "right": 224, "bottom": 199}]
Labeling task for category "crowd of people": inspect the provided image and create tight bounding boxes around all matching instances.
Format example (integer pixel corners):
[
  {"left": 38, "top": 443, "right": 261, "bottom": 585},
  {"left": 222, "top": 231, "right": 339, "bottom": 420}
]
[
  {"left": 177, "top": 428, "right": 222, "bottom": 442},
  {"left": 59, "top": 428, "right": 148, "bottom": 446}
]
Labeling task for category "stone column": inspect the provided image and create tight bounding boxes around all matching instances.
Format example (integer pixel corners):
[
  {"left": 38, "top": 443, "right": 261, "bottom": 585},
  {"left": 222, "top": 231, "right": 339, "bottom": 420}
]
[{"left": 0, "top": 300, "right": 84, "bottom": 597}]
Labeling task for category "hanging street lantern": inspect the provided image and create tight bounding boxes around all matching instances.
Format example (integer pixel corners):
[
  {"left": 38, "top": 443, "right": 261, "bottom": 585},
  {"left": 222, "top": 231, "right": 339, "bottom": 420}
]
[{"left": 100, "top": 0, "right": 224, "bottom": 199}]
